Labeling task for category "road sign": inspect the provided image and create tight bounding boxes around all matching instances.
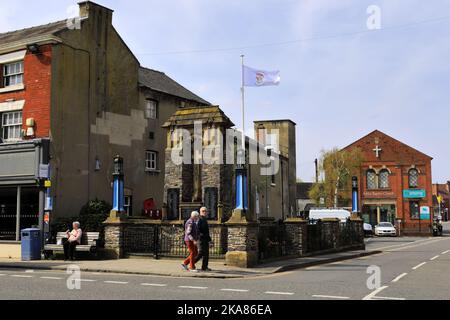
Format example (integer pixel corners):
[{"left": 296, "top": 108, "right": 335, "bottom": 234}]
[
  {"left": 403, "top": 189, "right": 426, "bottom": 199},
  {"left": 420, "top": 206, "right": 430, "bottom": 220}
]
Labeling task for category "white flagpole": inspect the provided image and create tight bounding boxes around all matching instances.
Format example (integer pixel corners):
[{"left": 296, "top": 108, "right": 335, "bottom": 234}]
[{"left": 240, "top": 54, "right": 245, "bottom": 152}]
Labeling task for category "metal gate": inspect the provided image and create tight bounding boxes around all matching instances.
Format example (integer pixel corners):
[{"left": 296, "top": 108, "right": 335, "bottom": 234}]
[{"left": 151, "top": 224, "right": 226, "bottom": 259}]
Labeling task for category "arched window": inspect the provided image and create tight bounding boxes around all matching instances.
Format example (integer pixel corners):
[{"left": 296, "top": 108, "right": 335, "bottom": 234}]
[
  {"left": 367, "top": 170, "right": 377, "bottom": 190},
  {"left": 379, "top": 170, "right": 390, "bottom": 189},
  {"left": 409, "top": 169, "right": 419, "bottom": 188}
]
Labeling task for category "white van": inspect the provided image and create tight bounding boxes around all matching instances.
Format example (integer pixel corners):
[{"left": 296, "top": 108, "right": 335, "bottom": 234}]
[{"left": 308, "top": 209, "right": 351, "bottom": 223}]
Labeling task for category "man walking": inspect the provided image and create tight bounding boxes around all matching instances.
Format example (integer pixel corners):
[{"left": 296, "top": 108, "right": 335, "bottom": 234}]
[
  {"left": 182, "top": 211, "right": 200, "bottom": 272},
  {"left": 195, "top": 207, "right": 212, "bottom": 272}
]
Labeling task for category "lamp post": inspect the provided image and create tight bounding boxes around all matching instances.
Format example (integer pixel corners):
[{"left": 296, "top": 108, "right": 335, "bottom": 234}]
[
  {"left": 352, "top": 176, "right": 359, "bottom": 214},
  {"left": 234, "top": 149, "right": 248, "bottom": 214},
  {"left": 111, "top": 155, "right": 125, "bottom": 217}
]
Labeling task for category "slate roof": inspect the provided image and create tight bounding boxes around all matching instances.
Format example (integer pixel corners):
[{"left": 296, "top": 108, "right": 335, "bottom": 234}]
[
  {"left": 162, "top": 106, "right": 234, "bottom": 128},
  {"left": 0, "top": 20, "right": 67, "bottom": 45},
  {"left": 139, "top": 67, "right": 210, "bottom": 106},
  {"left": 297, "top": 182, "right": 314, "bottom": 199}
]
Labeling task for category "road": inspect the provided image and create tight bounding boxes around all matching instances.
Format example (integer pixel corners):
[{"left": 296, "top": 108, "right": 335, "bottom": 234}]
[{"left": 1, "top": 232, "right": 449, "bottom": 300}]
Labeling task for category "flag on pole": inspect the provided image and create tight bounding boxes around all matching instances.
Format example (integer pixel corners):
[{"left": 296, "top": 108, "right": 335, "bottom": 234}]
[{"left": 243, "top": 65, "right": 280, "bottom": 87}]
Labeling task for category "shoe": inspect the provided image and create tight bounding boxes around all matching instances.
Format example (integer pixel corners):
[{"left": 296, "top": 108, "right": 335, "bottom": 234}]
[
  {"left": 190, "top": 269, "right": 199, "bottom": 273},
  {"left": 202, "top": 268, "right": 212, "bottom": 272},
  {"left": 181, "top": 264, "right": 189, "bottom": 271}
]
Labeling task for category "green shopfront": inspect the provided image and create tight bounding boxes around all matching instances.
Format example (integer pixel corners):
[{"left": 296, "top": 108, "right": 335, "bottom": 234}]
[{"left": 362, "top": 190, "right": 397, "bottom": 226}]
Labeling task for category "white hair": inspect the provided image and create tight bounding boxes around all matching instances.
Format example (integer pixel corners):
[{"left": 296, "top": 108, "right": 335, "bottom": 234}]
[
  {"left": 191, "top": 211, "right": 200, "bottom": 218},
  {"left": 73, "top": 221, "right": 81, "bottom": 228}
]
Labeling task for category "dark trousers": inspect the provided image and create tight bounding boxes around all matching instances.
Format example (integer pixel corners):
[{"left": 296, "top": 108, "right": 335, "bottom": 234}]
[
  {"left": 63, "top": 241, "right": 78, "bottom": 260},
  {"left": 194, "top": 240, "right": 210, "bottom": 270}
]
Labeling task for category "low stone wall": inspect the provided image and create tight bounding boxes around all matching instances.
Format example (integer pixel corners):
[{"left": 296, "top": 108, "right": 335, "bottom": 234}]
[
  {"left": 104, "top": 216, "right": 365, "bottom": 266},
  {"left": 0, "top": 242, "right": 21, "bottom": 259}
]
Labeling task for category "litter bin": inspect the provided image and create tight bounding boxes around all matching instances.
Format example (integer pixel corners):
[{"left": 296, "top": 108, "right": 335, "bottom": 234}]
[{"left": 21, "top": 228, "right": 41, "bottom": 261}]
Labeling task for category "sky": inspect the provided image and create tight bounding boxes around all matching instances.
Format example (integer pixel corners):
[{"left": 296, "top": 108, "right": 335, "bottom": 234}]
[{"left": 1, "top": 0, "right": 449, "bottom": 183}]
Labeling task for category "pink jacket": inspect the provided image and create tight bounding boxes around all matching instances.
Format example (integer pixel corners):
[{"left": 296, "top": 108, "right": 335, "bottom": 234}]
[{"left": 68, "top": 229, "right": 83, "bottom": 244}]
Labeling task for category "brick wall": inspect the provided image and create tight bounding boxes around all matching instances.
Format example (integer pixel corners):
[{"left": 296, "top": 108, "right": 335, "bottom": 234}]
[{"left": 0, "top": 45, "right": 52, "bottom": 138}]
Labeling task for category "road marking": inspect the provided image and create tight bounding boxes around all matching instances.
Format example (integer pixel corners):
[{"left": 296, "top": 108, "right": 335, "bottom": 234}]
[
  {"left": 375, "top": 238, "right": 433, "bottom": 251},
  {"left": 362, "top": 286, "right": 388, "bottom": 300},
  {"left": 178, "top": 286, "right": 208, "bottom": 290},
  {"left": 141, "top": 283, "right": 168, "bottom": 287},
  {"left": 40, "top": 276, "right": 62, "bottom": 280},
  {"left": 392, "top": 273, "right": 408, "bottom": 283},
  {"left": 372, "top": 296, "right": 406, "bottom": 301},
  {"left": 78, "top": 279, "right": 96, "bottom": 282},
  {"left": 430, "top": 255, "right": 439, "bottom": 261},
  {"left": 265, "top": 291, "right": 295, "bottom": 296},
  {"left": 0, "top": 274, "right": 6, "bottom": 276},
  {"left": 11, "top": 275, "right": 33, "bottom": 278},
  {"left": 104, "top": 281, "right": 128, "bottom": 284},
  {"left": 220, "top": 289, "right": 250, "bottom": 293},
  {"left": 25, "top": 270, "right": 34, "bottom": 273},
  {"left": 412, "top": 262, "right": 427, "bottom": 270},
  {"left": 312, "top": 295, "right": 350, "bottom": 299},
  {"left": 442, "top": 250, "right": 450, "bottom": 255}
]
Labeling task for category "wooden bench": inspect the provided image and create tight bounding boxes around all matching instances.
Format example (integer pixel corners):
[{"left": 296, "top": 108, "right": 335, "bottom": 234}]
[{"left": 44, "top": 232, "right": 100, "bottom": 259}]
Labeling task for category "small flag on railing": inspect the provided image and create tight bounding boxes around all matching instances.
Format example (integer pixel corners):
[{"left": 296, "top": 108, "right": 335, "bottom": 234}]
[{"left": 243, "top": 65, "right": 281, "bottom": 87}]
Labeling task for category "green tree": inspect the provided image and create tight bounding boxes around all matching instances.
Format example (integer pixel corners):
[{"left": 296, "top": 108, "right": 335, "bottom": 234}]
[{"left": 309, "top": 147, "right": 364, "bottom": 208}]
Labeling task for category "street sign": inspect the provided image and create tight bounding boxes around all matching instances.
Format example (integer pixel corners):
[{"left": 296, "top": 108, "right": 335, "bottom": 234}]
[
  {"left": 420, "top": 206, "right": 430, "bottom": 220},
  {"left": 38, "top": 164, "right": 50, "bottom": 179},
  {"left": 403, "top": 189, "right": 426, "bottom": 199}
]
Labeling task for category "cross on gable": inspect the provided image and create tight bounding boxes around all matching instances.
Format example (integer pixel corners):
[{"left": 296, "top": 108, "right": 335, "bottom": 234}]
[{"left": 373, "top": 145, "right": 382, "bottom": 158}]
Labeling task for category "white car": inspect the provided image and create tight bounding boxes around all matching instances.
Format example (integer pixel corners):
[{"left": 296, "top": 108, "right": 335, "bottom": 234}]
[{"left": 374, "top": 222, "right": 397, "bottom": 237}]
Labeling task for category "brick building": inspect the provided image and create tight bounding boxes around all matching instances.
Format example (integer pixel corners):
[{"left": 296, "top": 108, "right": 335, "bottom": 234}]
[
  {"left": 343, "top": 130, "right": 433, "bottom": 236},
  {"left": 0, "top": 1, "right": 208, "bottom": 245}
]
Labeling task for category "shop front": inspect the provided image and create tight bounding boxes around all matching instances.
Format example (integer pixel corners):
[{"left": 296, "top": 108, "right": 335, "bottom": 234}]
[
  {"left": 362, "top": 201, "right": 397, "bottom": 226},
  {"left": 0, "top": 139, "right": 49, "bottom": 243}
]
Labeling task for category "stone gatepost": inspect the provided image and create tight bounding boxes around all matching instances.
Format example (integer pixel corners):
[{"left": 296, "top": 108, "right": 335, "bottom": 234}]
[
  {"left": 225, "top": 211, "right": 258, "bottom": 268},
  {"left": 104, "top": 218, "right": 126, "bottom": 259},
  {"left": 350, "top": 217, "right": 365, "bottom": 249},
  {"left": 284, "top": 218, "right": 308, "bottom": 256},
  {"left": 321, "top": 218, "right": 340, "bottom": 249}
]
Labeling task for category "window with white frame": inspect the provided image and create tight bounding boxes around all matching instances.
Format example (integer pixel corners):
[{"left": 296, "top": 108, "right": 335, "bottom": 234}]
[
  {"left": 1, "top": 111, "right": 22, "bottom": 142},
  {"left": 3, "top": 61, "right": 24, "bottom": 87},
  {"left": 145, "top": 100, "right": 158, "bottom": 119},
  {"left": 124, "top": 196, "right": 132, "bottom": 216},
  {"left": 145, "top": 151, "right": 158, "bottom": 171}
]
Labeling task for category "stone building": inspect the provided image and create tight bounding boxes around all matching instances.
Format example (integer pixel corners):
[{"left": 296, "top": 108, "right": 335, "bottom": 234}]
[
  {"left": 342, "top": 130, "right": 433, "bottom": 235},
  {"left": 0, "top": 1, "right": 208, "bottom": 248},
  {"left": 161, "top": 107, "right": 297, "bottom": 222}
]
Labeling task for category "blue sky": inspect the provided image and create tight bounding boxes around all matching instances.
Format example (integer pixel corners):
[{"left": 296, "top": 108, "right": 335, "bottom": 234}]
[{"left": 1, "top": 0, "right": 449, "bottom": 183}]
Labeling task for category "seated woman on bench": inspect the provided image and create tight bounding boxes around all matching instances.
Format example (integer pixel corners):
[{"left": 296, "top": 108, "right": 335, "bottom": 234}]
[{"left": 64, "top": 222, "right": 83, "bottom": 261}]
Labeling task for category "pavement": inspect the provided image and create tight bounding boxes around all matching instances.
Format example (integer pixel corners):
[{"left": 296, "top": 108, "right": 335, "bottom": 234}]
[{"left": 0, "top": 247, "right": 379, "bottom": 279}]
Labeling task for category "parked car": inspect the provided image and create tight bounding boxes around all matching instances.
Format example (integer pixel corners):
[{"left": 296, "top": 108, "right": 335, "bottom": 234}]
[
  {"left": 374, "top": 222, "right": 397, "bottom": 237},
  {"left": 363, "top": 223, "right": 373, "bottom": 237}
]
